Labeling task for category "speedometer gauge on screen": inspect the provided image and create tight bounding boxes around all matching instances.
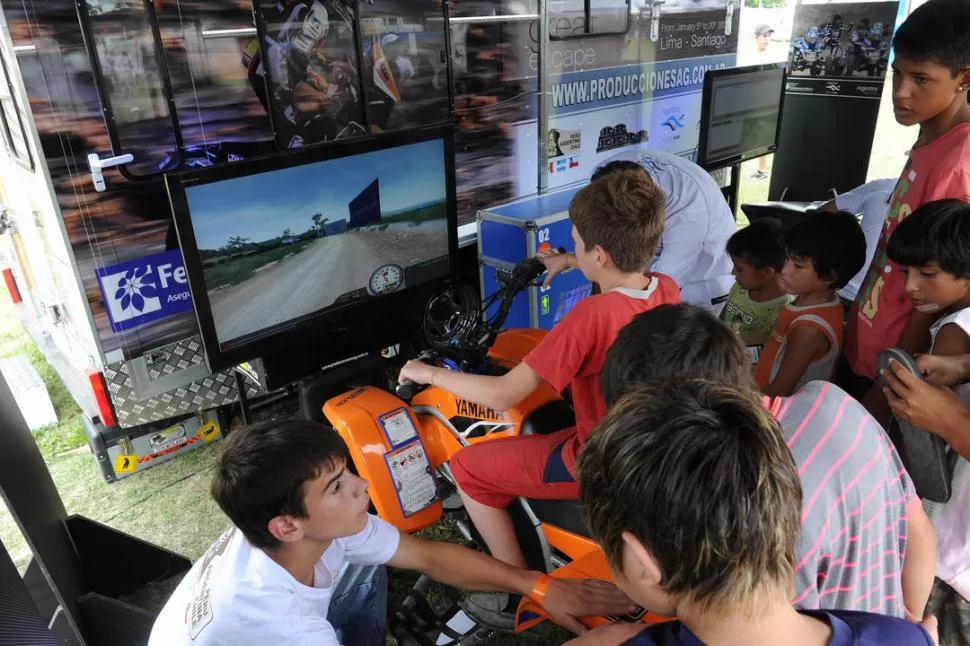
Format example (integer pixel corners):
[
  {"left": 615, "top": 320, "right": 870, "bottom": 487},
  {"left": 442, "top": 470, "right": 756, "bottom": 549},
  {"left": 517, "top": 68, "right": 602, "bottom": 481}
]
[
  {"left": 166, "top": 127, "right": 458, "bottom": 372},
  {"left": 368, "top": 264, "right": 404, "bottom": 296}
]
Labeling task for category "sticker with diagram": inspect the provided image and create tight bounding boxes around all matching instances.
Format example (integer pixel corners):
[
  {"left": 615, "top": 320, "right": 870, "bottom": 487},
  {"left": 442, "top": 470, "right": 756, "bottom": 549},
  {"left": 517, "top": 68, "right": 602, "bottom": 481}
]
[{"left": 384, "top": 441, "right": 438, "bottom": 517}]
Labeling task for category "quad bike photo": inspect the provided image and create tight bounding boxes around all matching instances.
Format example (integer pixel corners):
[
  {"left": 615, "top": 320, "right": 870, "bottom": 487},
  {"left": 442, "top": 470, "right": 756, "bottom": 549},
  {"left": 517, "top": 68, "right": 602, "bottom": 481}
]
[
  {"left": 845, "top": 40, "right": 888, "bottom": 78},
  {"left": 823, "top": 44, "right": 848, "bottom": 77},
  {"left": 321, "top": 254, "right": 669, "bottom": 643},
  {"left": 791, "top": 48, "right": 826, "bottom": 77}
]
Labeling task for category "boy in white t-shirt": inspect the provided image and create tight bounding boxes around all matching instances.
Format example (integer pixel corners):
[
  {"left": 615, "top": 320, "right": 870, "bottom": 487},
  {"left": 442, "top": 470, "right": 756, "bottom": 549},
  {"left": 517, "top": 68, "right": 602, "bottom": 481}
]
[
  {"left": 148, "top": 420, "right": 635, "bottom": 646},
  {"left": 886, "top": 198, "right": 970, "bottom": 646}
]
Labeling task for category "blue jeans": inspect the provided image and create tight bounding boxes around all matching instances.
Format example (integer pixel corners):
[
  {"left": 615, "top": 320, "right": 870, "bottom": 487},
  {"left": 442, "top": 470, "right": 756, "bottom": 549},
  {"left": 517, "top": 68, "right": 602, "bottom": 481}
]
[{"left": 328, "top": 564, "right": 388, "bottom": 646}]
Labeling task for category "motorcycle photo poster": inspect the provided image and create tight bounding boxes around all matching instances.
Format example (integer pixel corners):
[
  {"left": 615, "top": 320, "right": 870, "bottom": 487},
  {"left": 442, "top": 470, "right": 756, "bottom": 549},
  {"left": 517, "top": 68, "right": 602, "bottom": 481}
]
[
  {"left": 253, "top": 0, "right": 367, "bottom": 148},
  {"left": 786, "top": 1, "right": 898, "bottom": 97},
  {"left": 251, "top": 0, "right": 449, "bottom": 149}
]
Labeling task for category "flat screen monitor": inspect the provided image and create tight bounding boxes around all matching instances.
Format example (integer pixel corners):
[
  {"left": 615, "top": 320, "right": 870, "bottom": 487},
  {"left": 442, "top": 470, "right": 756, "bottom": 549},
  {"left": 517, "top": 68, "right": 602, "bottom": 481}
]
[
  {"left": 698, "top": 63, "right": 786, "bottom": 170},
  {"left": 167, "top": 126, "right": 458, "bottom": 373}
]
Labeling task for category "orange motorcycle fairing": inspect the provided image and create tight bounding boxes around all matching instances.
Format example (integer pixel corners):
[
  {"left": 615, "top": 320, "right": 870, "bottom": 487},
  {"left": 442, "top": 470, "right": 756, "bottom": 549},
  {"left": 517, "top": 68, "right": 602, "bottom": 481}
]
[
  {"left": 410, "top": 379, "right": 563, "bottom": 466},
  {"left": 487, "top": 328, "right": 549, "bottom": 368},
  {"left": 324, "top": 386, "right": 443, "bottom": 534},
  {"left": 540, "top": 523, "right": 599, "bottom": 563},
  {"left": 514, "top": 550, "right": 675, "bottom": 633}
]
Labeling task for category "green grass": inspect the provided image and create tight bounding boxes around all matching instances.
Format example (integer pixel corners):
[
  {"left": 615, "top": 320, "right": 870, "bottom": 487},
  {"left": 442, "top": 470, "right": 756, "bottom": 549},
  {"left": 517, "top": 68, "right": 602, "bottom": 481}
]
[
  {"left": 735, "top": 156, "right": 773, "bottom": 228},
  {"left": 202, "top": 239, "right": 315, "bottom": 289},
  {"left": 0, "top": 311, "right": 85, "bottom": 456}
]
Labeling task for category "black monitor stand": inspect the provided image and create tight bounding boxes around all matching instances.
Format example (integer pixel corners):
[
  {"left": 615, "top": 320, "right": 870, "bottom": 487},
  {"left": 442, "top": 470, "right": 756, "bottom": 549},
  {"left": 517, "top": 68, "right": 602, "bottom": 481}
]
[
  {"left": 725, "top": 163, "right": 742, "bottom": 216},
  {"left": 712, "top": 162, "right": 744, "bottom": 217}
]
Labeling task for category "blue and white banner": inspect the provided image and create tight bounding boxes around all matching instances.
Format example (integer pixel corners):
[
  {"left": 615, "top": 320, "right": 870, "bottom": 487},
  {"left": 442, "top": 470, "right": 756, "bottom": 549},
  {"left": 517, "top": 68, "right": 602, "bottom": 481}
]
[
  {"left": 96, "top": 250, "right": 193, "bottom": 333},
  {"left": 550, "top": 54, "right": 735, "bottom": 115},
  {"left": 515, "top": 53, "right": 736, "bottom": 193}
]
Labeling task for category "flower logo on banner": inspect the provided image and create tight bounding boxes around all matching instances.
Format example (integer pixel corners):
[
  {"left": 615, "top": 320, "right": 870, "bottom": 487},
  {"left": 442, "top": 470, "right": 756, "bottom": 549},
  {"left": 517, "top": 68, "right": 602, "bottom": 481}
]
[{"left": 114, "top": 267, "right": 159, "bottom": 313}]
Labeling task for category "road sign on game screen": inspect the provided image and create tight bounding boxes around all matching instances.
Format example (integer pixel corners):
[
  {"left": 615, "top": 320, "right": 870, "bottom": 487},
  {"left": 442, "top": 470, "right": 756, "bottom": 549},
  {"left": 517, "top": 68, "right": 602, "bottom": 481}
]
[{"left": 182, "top": 138, "right": 450, "bottom": 348}]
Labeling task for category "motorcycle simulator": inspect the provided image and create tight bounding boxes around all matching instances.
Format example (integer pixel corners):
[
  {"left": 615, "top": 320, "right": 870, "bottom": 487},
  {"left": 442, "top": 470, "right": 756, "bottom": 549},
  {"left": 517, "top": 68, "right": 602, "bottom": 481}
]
[
  {"left": 322, "top": 249, "right": 668, "bottom": 643},
  {"left": 164, "top": 124, "right": 664, "bottom": 644}
]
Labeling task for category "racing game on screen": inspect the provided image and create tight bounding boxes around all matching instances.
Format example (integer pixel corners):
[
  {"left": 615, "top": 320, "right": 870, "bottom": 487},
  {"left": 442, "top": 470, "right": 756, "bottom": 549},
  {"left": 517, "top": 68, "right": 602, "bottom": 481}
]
[{"left": 184, "top": 138, "right": 450, "bottom": 348}]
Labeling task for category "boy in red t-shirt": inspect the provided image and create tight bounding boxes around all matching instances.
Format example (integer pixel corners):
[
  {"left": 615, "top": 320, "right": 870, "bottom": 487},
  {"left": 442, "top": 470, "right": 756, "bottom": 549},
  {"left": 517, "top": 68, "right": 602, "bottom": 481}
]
[
  {"left": 838, "top": 0, "right": 970, "bottom": 425},
  {"left": 398, "top": 170, "right": 679, "bottom": 570}
]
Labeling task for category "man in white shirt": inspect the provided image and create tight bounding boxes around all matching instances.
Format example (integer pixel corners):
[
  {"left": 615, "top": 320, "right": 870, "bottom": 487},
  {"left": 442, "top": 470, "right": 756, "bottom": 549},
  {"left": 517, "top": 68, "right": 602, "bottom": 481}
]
[
  {"left": 148, "top": 420, "right": 634, "bottom": 646},
  {"left": 541, "top": 151, "right": 736, "bottom": 314},
  {"left": 820, "top": 178, "right": 896, "bottom": 303}
]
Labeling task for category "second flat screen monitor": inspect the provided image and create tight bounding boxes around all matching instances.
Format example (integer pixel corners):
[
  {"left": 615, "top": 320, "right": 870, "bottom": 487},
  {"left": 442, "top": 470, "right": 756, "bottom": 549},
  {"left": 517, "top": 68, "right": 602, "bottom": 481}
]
[{"left": 700, "top": 63, "right": 785, "bottom": 169}]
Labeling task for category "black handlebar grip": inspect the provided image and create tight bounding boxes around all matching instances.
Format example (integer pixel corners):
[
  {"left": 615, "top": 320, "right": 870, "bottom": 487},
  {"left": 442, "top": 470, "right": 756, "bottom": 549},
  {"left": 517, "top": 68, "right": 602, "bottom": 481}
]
[
  {"left": 396, "top": 379, "right": 417, "bottom": 400},
  {"left": 524, "top": 247, "right": 566, "bottom": 278}
]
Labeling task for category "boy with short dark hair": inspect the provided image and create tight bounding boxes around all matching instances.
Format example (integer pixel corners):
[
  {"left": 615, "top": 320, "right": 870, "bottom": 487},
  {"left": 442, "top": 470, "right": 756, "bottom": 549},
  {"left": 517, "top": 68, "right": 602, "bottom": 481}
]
[
  {"left": 398, "top": 170, "right": 679, "bottom": 573},
  {"left": 599, "top": 304, "right": 937, "bottom": 622},
  {"left": 148, "top": 421, "right": 634, "bottom": 645},
  {"left": 886, "top": 199, "right": 970, "bottom": 645},
  {"left": 721, "top": 217, "right": 791, "bottom": 347},
  {"left": 841, "top": 0, "right": 970, "bottom": 425},
  {"left": 820, "top": 178, "right": 897, "bottom": 303},
  {"left": 571, "top": 381, "right": 937, "bottom": 646},
  {"left": 755, "top": 210, "right": 866, "bottom": 396}
]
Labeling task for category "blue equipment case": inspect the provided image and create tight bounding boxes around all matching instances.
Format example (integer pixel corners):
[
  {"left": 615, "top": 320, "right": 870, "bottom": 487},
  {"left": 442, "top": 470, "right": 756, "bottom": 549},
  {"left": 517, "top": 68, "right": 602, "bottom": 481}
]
[{"left": 478, "top": 186, "right": 593, "bottom": 331}]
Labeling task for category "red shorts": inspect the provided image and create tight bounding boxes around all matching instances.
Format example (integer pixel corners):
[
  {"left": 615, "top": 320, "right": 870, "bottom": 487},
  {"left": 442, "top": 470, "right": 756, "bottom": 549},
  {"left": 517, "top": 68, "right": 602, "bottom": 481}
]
[{"left": 450, "top": 427, "right": 579, "bottom": 508}]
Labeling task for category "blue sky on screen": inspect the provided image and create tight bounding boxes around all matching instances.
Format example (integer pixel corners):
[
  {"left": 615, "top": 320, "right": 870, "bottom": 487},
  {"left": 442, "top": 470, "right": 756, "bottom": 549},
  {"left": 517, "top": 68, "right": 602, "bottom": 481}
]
[{"left": 186, "top": 139, "right": 447, "bottom": 250}]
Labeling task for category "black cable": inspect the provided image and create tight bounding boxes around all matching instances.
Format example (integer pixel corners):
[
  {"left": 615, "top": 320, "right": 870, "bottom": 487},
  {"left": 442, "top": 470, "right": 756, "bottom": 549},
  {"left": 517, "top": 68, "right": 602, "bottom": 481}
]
[
  {"left": 234, "top": 370, "right": 251, "bottom": 426},
  {"left": 101, "top": 463, "right": 218, "bottom": 525}
]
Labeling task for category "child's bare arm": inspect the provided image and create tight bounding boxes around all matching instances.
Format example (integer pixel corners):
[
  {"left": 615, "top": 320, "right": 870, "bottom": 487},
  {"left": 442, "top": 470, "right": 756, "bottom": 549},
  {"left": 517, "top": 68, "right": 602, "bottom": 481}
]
[
  {"left": 896, "top": 323, "right": 961, "bottom": 617},
  {"left": 902, "top": 498, "right": 937, "bottom": 620},
  {"left": 917, "top": 353, "right": 970, "bottom": 387},
  {"left": 921, "top": 322, "right": 970, "bottom": 459},
  {"left": 398, "top": 360, "right": 543, "bottom": 411},
  {"left": 761, "top": 325, "right": 830, "bottom": 397},
  {"left": 927, "top": 322, "right": 970, "bottom": 357}
]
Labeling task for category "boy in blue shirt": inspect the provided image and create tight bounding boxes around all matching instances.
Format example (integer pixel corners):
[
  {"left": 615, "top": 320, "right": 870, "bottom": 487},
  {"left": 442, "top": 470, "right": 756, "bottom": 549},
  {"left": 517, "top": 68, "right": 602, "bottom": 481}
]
[{"left": 568, "top": 381, "right": 939, "bottom": 646}]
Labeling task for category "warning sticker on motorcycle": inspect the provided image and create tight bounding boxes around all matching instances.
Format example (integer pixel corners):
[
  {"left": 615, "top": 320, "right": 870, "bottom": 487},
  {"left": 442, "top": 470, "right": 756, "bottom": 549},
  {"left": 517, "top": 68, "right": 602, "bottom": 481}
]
[
  {"left": 384, "top": 441, "right": 438, "bottom": 517},
  {"left": 379, "top": 407, "right": 418, "bottom": 449}
]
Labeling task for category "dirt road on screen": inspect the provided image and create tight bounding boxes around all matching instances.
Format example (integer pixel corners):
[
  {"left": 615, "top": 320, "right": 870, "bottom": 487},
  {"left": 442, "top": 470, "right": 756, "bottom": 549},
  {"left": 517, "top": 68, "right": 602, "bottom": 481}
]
[{"left": 208, "top": 225, "right": 446, "bottom": 343}]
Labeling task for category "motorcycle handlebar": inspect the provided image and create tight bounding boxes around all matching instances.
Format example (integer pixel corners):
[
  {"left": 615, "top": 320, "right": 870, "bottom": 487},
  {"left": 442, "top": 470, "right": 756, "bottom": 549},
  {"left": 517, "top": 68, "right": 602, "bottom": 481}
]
[
  {"left": 396, "top": 379, "right": 417, "bottom": 400},
  {"left": 508, "top": 247, "right": 567, "bottom": 285},
  {"left": 396, "top": 351, "right": 436, "bottom": 400}
]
